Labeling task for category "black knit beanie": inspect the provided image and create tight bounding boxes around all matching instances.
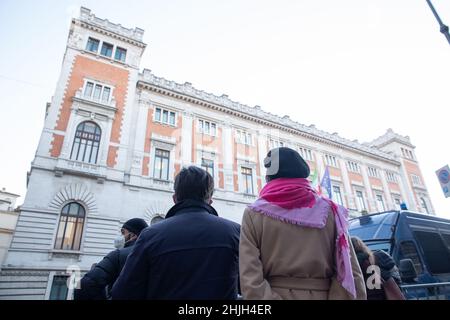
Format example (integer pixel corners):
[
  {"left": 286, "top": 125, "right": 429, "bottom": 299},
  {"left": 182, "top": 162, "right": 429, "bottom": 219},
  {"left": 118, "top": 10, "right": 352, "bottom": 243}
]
[
  {"left": 122, "top": 218, "right": 148, "bottom": 235},
  {"left": 264, "top": 147, "right": 310, "bottom": 180}
]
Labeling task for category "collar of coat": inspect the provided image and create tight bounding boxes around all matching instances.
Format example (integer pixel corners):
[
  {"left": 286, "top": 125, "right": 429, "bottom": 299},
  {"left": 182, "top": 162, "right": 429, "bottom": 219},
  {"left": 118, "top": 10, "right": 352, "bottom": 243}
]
[
  {"left": 123, "top": 239, "right": 136, "bottom": 248},
  {"left": 165, "top": 199, "right": 219, "bottom": 219}
]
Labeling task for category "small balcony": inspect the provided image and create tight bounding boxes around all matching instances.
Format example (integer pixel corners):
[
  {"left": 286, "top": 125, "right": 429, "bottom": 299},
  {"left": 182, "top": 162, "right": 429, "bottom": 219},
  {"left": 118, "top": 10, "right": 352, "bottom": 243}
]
[
  {"left": 73, "top": 90, "right": 117, "bottom": 113},
  {"left": 55, "top": 158, "right": 107, "bottom": 181}
]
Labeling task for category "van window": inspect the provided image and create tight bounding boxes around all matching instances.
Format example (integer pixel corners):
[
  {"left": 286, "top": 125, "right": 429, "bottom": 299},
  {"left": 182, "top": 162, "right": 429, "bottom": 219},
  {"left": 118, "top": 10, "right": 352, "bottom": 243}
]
[
  {"left": 442, "top": 233, "right": 450, "bottom": 251},
  {"left": 399, "top": 241, "right": 423, "bottom": 274},
  {"left": 413, "top": 231, "right": 450, "bottom": 274}
]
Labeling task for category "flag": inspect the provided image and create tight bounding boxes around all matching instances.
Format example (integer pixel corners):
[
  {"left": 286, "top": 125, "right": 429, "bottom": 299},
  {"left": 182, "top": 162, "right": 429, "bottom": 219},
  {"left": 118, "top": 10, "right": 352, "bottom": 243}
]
[
  {"left": 320, "top": 166, "right": 333, "bottom": 199},
  {"left": 309, "top": 168, "right": 322, "bottom": 194}
]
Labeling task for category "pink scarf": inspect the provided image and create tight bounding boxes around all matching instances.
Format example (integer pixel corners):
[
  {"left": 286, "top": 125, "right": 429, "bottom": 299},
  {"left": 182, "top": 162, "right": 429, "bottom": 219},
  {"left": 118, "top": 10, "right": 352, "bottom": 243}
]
[{"left": 248, "top": 178, "right": 356, "bottom": 298}]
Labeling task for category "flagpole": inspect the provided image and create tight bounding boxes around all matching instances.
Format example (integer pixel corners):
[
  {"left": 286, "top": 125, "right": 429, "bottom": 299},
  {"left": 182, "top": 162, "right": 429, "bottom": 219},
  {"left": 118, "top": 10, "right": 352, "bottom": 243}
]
[{"left": 426, "top": 0, "right": 450, "bottom": 45}]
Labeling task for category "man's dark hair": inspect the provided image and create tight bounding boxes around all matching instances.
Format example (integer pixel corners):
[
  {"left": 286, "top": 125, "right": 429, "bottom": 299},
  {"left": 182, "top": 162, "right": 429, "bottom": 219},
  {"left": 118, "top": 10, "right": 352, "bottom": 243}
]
[{"left": 174, "top": 166, "right": 214, "bottom": 202}]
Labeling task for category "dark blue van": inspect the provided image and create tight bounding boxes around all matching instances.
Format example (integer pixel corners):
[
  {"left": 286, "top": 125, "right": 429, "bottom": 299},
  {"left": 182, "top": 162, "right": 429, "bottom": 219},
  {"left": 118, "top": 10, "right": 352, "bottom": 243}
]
[{"left": 349, "top": 210, "right": 450, "bottom": 299}]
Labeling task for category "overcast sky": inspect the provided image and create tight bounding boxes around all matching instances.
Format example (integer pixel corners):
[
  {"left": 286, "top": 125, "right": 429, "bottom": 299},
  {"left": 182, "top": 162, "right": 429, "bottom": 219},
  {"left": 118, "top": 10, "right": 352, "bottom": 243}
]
[{"left": 1, "top": 0, "right": 449, "bottom": 218}]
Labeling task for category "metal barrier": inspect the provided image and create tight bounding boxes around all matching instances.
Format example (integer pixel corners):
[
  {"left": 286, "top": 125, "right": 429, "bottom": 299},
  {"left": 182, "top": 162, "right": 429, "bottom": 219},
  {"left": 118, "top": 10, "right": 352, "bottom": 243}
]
[{"left": 401, "top": 282, "right": 450, "bottom": 300}]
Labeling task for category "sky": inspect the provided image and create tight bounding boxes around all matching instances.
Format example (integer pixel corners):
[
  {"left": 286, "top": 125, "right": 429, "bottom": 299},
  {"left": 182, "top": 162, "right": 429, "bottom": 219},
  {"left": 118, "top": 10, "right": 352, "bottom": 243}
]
[{"left": 0, "top": 0, "right": 449, "bottom": 218}]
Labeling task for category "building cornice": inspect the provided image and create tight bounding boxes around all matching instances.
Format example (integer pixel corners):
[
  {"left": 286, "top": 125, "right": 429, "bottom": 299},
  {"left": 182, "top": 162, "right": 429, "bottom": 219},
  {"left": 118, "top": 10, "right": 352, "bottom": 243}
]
[
  {"left": 368, "top": 128, "right": 415, "bottom": 149},
  {"left": 137, "top": 71, "right": 401, "bottom": 165},
  {"left": 0, "top": 191, "right": 20, "bottom": 197},
  {"left": 75, "top": 7, "right": 146, "bottom": 48}
]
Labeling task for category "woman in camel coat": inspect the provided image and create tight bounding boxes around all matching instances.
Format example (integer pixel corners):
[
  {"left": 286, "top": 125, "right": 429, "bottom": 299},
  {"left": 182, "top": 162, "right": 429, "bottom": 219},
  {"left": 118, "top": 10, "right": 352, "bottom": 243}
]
[{"left": 239, "top": 147, "right": 366, "bottom": 300}]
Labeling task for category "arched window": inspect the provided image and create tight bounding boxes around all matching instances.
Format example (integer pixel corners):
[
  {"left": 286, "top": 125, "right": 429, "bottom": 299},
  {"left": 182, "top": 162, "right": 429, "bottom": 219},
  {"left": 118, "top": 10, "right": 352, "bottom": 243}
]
[
  {"left": 70, "top": 121, "right": 101, "bottom": 164},
  {"left": 54, "top": 202, "right": 85, "bottom": 251}
]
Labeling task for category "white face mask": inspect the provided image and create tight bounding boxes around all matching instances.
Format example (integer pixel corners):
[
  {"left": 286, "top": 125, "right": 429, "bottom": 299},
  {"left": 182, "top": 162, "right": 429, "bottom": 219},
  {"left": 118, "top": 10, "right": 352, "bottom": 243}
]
[{"left": 114, "top": 235, "right": 125, "bottom": 249}]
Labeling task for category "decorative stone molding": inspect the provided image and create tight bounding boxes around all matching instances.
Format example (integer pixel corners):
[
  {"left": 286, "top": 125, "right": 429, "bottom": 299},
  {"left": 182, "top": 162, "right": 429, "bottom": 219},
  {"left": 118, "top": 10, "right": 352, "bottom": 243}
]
[
  {"left": 0, "top": 269, "right": 50, "bottom": 277},
  {"left": 49, "top": 183, "right": 98, "bottom": 213},
  {"left": 144, "top": 201, "right": 170, "bottom": 223},
  {"left": 151, "top": 133, "right": 176, "bottom": 149},
  {"left": 78, "top": 7, "right": 145, "bottom": 45},
  {"left": 368, "top": 128, "right": 415, "bottom": 149},
  {"left": 138, "top": 70, "right": 400, "bottom": 164},
  {"left": 73, "top": 90, "right": 117, "bottom": 117},
  {"left": 68, "top": 31, "right": 83, "bottom": 48}
]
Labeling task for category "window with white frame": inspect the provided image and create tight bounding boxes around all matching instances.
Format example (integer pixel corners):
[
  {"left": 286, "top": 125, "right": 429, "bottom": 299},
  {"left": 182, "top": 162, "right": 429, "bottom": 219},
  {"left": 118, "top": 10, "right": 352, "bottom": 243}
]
[
  {"left": 411, "top": 174, "right": 422, "bottom": 186},
  {"left": 346, "top": 161, "right": 361, "bottom": 173},
  {"left": 100, "top": 42, "right": 113, "bottom": 58},
  {"left": 355, "top": 190, "right": 366, "bottom": 211},
  {"left": 269, "top": 139, "right": 284, "bottom": 149},
  {"left": 420, "top": 197, "right": 430, "bottom": 214},
  {"left": 401, "top": 147, "right": 415, "bottom": 160},
  {"left": 324, "top": 154, "right": 338, "bottom": 167},
  {"left": 236, "top": 130, "right": 252, "bottom": 145},
  {"left": 368, "top": 167, "right": 380, "bottom": 178},
  {"left": 153, "top": 149, "right": 170, "bottom": 180},
  {"left": 198, "top": 119, "right": 217, "bottom": 136},
  {"left": 332, "top": 185, "right": 344, "bottom": 206},
  {"left": 386, "top": 171, "right": 398, "bottom": 183},
  {"left": 201, "top": 158, "right": 214, "bottom": 177},
  {"left": 298, "top": 146, "right": 313, "bottom": 161},
  {"left": 154, "top": 107, "right": 176, "bottom": 126},
  {"left": 83, "top": 81, "right": 112, "bottom": 104},
  {"left": 376, "top": 194, "right": 385, "bottom": 211},
  {"left": 70, "top": 121, "right": 101, "bottom": 164},
  {"left": 393, "top": 197, "right": 402, "bottom": 210},
  {"left": 54, "top": 202, "right": 85, "bottom": 251},
  {"left": 114, "top": 47, "right": 127, "bottom": 63},
  {"left": 86, "top": 37, "right": 99, "bottom": 53},
  {"left": 241, "top": 167, "right": 254, "bottom": 194},
  {"left": 49, "top": 275, "right": 70, "bottom": 300}
]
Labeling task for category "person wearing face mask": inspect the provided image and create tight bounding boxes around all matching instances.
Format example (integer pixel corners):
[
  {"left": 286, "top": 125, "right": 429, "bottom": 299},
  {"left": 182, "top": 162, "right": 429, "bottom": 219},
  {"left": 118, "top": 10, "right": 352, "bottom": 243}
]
[{"left": 73, "top": 218, "right": 148, "bottom": 300}]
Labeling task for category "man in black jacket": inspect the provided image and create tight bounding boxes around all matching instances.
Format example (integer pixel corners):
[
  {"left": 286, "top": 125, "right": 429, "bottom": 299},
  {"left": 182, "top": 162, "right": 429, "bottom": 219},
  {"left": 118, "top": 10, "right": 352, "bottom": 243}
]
[
  {"left": 73, "top": 218, "right": 148, "bottom": 300},
  {"left": 111, "top": 166, "right": 240, "bottom": 300}
]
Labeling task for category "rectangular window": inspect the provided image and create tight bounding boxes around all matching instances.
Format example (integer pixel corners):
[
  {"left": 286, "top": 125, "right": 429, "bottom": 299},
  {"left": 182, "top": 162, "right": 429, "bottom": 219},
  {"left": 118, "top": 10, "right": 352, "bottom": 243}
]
[
  {"left": 325, "top": 154, "right": 338, "bottom": 167},
  {"left": 413, "top": 231, "right": 450, "bottom": 274},
  {"left": 356, "top": 191, "right": 366, "bottom": 211},
  {"left": 83, "top": 81, "right": 111, "bottom": 104},
  {"left": 201, "top": 158, "right": 214, "bottom": 177},
  {"left": 332, "top": 186, "right": 344, "bottom": 206},
  {"left": 269, "top": 139, "right": 284, "bottom": 149},
  {"left": 298, "top": 147, "right": 313, "bottom": 161},
  {"left": 114, "top": 47, "right": 127, "bottom": 62},
  {"left": 153, "top": 149, "right": 170, "bottom": 180},
  {"left": 420, "top": 197, "right": 430, "bottom": 214},
  {"left": 368, "top": 167, "right": 379, "bottom": 178},
  {"left": 242, "top": 167, "right": 254, "bottom": 194},
  {"left": 169, "top": 112, "right": 176, "bottom": 126},
  {"left": 211, "top": 123, "right": 217, "bottom": 136},
  {"left": 411, "top": 174, "right": 422, "bottom": 186},
  {"left": 236, "top": 130, "right": 252, "bottom": 145},
  {"left": 100, "top": 42, "right": 113, "bottom": 57},
  {"left": 86, "top": 37, "right": 99, "bottom": 53},
  {"left": 154, "top": 107, "right": 176, "bottom": 126},
  {"left": 83, "top": 82, "right": 94, "bottom": 98},
  {"left": 376, "top": 194, "right": 385, "bottom": 211},
  {"left": 346, "top": 161, "right": 360, "bottom": 173},
  {"left": 93, "top": 84, "right": 102, "bottom": 100},
  {"left": 386, "top": 171, "right": 398, "bottom": 183},
  {"left": 49, "top": 275, "right": 69, "bottom": 300},
  {"left": 394, "top": 198, "right": 401, "bottom": 210},
  {"left": 155, "top": 108, "right": 161, "bottom": 122},
  {"left": 101, "top": 87, "right": 111, "bottom": 103}
]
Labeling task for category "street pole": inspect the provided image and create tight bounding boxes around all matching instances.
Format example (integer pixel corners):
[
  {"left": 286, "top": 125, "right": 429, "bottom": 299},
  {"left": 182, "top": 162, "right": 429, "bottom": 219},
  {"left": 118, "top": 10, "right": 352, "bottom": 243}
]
[{"left": 426, "top": 0, "right": 450, "bottom": 45}]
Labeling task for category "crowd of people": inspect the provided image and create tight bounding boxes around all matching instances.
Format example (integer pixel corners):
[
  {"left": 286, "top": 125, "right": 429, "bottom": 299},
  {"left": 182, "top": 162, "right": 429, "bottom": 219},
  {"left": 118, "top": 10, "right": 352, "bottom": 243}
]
[{"left": 74, "top": 147, "right": 405, "bottom": 300}]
